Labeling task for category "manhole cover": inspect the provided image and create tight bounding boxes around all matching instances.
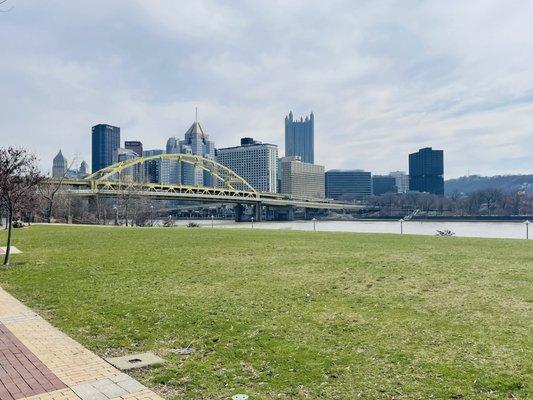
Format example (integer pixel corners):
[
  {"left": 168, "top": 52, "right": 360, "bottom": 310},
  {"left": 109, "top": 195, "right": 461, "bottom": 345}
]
[{"left": 105, "top": 352, "right": 165, "bottom": 370}]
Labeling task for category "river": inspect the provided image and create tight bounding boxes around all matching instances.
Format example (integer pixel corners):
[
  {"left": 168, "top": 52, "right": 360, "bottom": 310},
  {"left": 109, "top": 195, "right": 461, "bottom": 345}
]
[{"left": 180, "top": 219, "right": 531, "bottom": 240}]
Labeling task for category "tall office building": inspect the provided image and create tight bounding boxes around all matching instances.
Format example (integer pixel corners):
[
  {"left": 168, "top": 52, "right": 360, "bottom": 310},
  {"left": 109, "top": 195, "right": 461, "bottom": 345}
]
[
  {"left": 116, "top": 148, "right": 139, "bottom": 181},
  {"left": 52, "top": 150, "right": 68, "bottom": 178},
  {"left": 91, "top": 124, "right": 120, "bottom": 173},
  {"left": 281, "top": 156, "right": 324, "bottom": 199},
  {"left": 78, "top": 161, "right": 89, "bottom": 178},
  {"left": 285, "top": 111, "right": 314, "bottom": 164},
  {"left": 216, "top": 138, "right": 278, "bottom": 193},
  {"left": 372, "top": 175, "right": 397, "bottom": 196},
  {"left": 409, "top": 147, "right": 444, "bottom": 195},
  {"left": 124, "top": 141, "right": 143, "bottom": 157},
  {"left": 325, "top": 170, "right": 372, "bottom": 200},
  {"left": 389, "top": 171, "right": 409, "bottom": 193},
  {"left": 79, "top": 161, "right": 88, "bottom": 175},
  {"left": 163, "top": 137, "right": 181, "bottom": 185},
  {"left": 181, "top": 121, "right": 215, "bottom": 186},
  {"left": 143, "top": 149, "right": 164, "bottom": 183},
  {"left": 161, "top": 120, "right": 216, "bottom": 186}
]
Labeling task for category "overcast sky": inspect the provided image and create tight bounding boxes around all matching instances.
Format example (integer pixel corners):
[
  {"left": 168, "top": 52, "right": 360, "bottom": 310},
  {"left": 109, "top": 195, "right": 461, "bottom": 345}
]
[{"left": 1, "top": 0, "right": 532, "bottom": 178}]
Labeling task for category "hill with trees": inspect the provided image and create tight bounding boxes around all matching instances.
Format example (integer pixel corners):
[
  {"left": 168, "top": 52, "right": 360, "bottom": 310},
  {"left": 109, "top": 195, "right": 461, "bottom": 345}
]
[{"left": 445, "top": 174, "right": 533, "bottom": 195}]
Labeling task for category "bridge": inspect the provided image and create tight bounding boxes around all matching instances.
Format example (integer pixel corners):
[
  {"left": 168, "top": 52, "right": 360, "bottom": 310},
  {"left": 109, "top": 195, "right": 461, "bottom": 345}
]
[{"left": 49, "top": 154, "right": 374, "bottom": 220}]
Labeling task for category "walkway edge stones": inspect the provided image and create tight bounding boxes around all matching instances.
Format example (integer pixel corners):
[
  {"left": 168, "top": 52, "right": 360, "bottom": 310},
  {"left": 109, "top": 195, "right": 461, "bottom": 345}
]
[{"left": 0, "top": 286, "right": 164, "bottom": 400}]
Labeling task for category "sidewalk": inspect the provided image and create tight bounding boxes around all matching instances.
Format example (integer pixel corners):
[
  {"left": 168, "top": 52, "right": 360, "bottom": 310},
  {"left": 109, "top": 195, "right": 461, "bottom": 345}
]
[{"left": 0, "top": 287, "right": 164, "bottom": 400}]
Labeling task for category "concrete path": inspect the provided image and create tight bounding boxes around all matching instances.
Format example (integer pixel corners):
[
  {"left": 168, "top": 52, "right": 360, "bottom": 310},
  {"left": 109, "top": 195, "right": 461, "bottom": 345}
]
[{"left": 0, "top": 287, "right": 164, "bottom": 400}]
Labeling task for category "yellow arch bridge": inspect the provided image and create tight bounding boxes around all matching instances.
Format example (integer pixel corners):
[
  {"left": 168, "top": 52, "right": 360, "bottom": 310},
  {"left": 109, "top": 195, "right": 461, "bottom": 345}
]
[{"left": 47, "top": 154, "right": 373, "bottom": 217}]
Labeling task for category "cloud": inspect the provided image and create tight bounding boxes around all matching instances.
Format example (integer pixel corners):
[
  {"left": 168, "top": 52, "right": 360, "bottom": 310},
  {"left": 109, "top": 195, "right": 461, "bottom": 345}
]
[{"left": 0, "top": 0, "right": 532, "bottom": 177}]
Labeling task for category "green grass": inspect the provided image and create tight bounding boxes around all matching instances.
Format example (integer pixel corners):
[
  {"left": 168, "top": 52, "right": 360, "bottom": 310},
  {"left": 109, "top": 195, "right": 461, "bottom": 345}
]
[{"left": 0, "top": 225, "right": 532, "bottom": 399}]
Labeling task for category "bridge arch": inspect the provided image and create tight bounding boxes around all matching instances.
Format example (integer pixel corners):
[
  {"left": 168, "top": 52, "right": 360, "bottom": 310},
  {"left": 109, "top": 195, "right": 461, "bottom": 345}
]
[{"left": 86, "top": 153, "right": 257, "bottom": 194}]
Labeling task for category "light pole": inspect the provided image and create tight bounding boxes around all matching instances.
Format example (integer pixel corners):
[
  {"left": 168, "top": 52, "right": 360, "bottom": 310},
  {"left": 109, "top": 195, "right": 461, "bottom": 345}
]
[
  {"left": 67, "top": 189, "right": 72, "bottom": 224},
  {"left": 399, "top": 218, "right": 404, "bottom": 235},
  {"left": 525, "top": 220, "right": 530, "bottom": 240},
  {"left": 251, "top": 216, "right": 254, "bottom": 229},
  {"left": 150, "top": 205, "right": 154, "bottom": 226},
  {"left": 211, "top": 215, "right": 214, "bottom": 228},
  {"left": 113, "top": 205, "right": 118, "bottom": 226},
  {"left": 312, "top": 217, "right": 317, "bottom": 231}
]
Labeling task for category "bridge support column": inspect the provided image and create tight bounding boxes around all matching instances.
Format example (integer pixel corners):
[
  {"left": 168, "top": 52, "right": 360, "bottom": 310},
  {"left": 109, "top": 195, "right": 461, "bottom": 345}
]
[
  {"left": 287, "top": 206, "right": 295, "bottom": 221},
  {"left": 253, "top": 203, "right": 262, "bottom": 222},
  {"left": 304, "top": 208, "right": 313, "bottom": 220},
  {"left": 234, "top": 204, "right": 245, "bottom": 222}
]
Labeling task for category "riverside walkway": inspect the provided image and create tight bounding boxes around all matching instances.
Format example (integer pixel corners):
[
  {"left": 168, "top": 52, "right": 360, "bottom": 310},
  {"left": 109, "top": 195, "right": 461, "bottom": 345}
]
[{"left": 0, "top": 287, "right": 163, "bottom": 400}]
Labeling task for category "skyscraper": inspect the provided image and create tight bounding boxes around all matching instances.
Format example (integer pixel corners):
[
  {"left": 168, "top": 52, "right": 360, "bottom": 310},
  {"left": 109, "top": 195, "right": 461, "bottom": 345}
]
[
  {"left": 285, "top": 111, "right": 314, "bottom": 164},
  {"left": 116, "top": 148, "right": 140, "bottom": 181},
  {"left": 162, "top": 119, "right": 216, "bottom": 186},
  {"left": 79, "top": 161, "right": 89, "bottom": 177},
  {"left": 409, "top": 147, "right": 444, "bottom": 195},
  {"left": 216, "top": 138, "right": 278, "bottom": 193},
  {"left": 325, "top": 170, "right": 372, "bottom": 200},
  {"left": 91, "top": 124, "right": 120, "bottom": 173},
  {"left": 52, "top": 150, "right": 68, "bottom": 178},
  {"left": 124, "top": 141, "right": 143, "bottom": 157},
  {"left": 180, "top": 121, "right": 215, "bottom": 186},
  {"left": 142, "top": 149, "right": 164, "bottom": 183}
]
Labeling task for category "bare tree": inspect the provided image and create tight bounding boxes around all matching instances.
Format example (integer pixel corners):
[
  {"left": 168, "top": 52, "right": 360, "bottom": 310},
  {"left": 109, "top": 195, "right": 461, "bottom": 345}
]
[
  {"left": 0, "top": 148, "right": 45, "bottom": 265},
  {"left": 38, "top": 158, "right": 77, "bottom": 223},
  {"left": 0, "top": 0, "right": 13, "bottom": 12}
]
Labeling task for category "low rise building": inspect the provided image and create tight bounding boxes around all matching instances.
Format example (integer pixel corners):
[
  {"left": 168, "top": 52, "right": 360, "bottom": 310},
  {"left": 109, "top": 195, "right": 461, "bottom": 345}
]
[
  {"left": 325, "top": 169, "right": 372, "bottom": 200},
  {"left": 281, "top": 156, "right": 325, "bottom": 199},
  {"left": 372, "top": 175, "right": 397, "bottom": 196}
]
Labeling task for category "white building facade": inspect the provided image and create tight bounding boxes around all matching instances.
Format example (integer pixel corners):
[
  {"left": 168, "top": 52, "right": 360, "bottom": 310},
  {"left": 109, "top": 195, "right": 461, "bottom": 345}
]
[
  {"left": 216, "top": 138, "right": 278, "bottom": 193},
  {"left": 389, "top": 171, "right": 409, "bottom": 193}
]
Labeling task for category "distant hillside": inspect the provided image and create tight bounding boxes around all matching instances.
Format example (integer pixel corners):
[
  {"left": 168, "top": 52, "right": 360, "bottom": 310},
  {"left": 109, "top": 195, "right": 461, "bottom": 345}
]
[{"left": 445, "top": 174, "right": 533, "bottom": 195}]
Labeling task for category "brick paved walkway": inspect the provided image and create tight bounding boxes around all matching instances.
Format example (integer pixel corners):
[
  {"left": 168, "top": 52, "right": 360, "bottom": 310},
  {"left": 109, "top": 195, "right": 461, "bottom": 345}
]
[{"left": 0, "top": 287, "right": 164, "bottom": 400}]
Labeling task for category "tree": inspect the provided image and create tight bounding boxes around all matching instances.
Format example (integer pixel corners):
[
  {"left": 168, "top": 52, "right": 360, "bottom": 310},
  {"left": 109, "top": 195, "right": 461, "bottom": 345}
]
[
  {"left": 38, "top": 158, "right": 77, "bottom": 223},
  {"left": 0, "top": 148, "right": 45, "bottom": 265},
  {"left": 0, "top": 0, "right": 13, "bottom": 12}
]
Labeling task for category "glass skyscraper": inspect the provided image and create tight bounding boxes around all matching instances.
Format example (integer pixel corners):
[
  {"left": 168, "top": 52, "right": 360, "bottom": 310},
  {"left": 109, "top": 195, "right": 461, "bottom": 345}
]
[
  {"left": 162, "top": 120, "right": 216, "bottom": 186},
  {"left": 408, "top": 147, "right": 444, "bottom": 195},
  {"left": 285, "top": 111, "right": 314, "bottom": 164},
  {"left": 91, "top": 124, "right": 120, "bottom": 173}
]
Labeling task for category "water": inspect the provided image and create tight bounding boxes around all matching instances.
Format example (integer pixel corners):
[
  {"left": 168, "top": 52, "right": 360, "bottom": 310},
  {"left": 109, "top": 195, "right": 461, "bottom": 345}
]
[{"left": 180, "top": 219, "right": 531, "bottom": 240}]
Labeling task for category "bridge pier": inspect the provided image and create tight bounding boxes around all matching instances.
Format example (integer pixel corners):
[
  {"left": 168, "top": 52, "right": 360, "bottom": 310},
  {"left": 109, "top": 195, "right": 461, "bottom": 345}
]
[
  {"left": 234, "top": 203, "right": 245, "bottom": 222},
  {"left": 253, "top": 203, "right": 262, "bottom": 222},
  {"left": 268, "top": 205, "right": 294, "bottom": 221}
]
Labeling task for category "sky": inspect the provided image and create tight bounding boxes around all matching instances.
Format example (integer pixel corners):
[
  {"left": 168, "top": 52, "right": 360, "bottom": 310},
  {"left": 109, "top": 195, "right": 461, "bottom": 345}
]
[{"left": 1, "top": 0, "right": 532, "bottom": 178}]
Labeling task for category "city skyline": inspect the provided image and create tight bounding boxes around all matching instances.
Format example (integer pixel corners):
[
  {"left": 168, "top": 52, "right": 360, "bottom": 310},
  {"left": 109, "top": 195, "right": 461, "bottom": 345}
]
[{"left": 1, "top": 1, "right": 533, "bottom": 178}]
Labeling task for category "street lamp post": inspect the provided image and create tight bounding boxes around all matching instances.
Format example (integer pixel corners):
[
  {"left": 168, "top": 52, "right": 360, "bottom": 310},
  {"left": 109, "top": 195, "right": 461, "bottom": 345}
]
[
  {"left": 67, "top": 189, "right": 72, "bottom": 224},
  {"left": 113, "top": 205, "right": 118, "bottom": 226},
  {"left": 312, "top": 217, "right": 317, "bottom": 231},
  {"left": 251, "top": 216, "right": 254, "bottom": 229},
  {"left": 211, "top": 215, "right": 214, "bottom": 228},
  {"left": 150, "top": 205, "right": 154, "bottom": 226},
  {"left": 525, "top": 220, "right": 530, "bottom": 240},
  {"left": 399, "top": 218, "right": 404, "bottom": 235}
]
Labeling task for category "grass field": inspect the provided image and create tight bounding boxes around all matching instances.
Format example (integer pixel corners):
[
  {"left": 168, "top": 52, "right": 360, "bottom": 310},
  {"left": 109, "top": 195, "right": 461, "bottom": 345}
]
[{"left": 0, "top": 225, "right": 531, "bottom": 399}]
